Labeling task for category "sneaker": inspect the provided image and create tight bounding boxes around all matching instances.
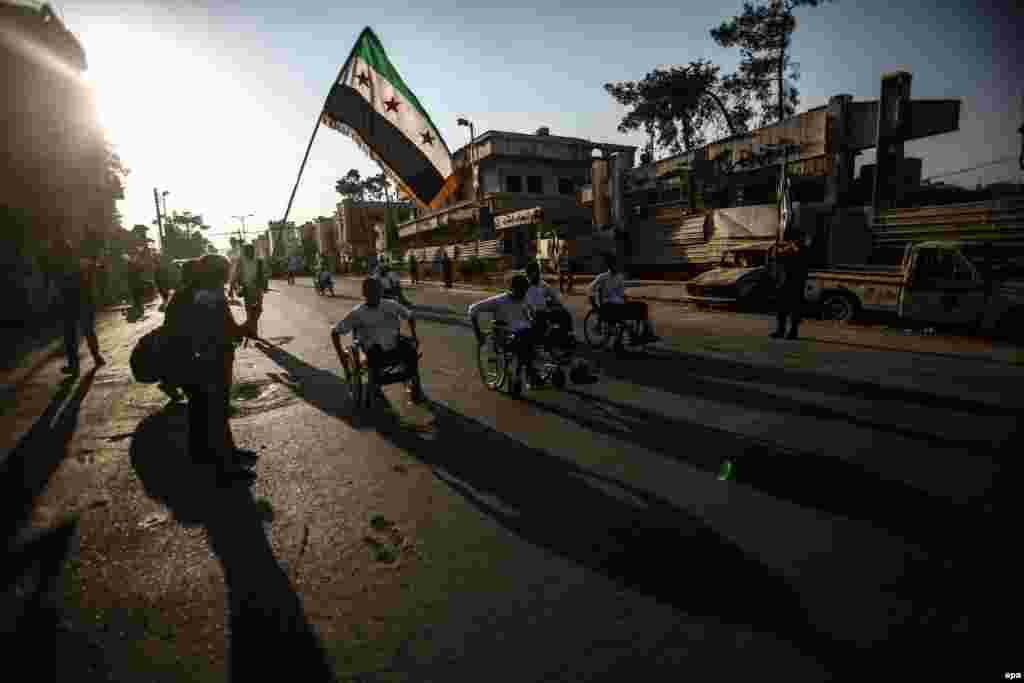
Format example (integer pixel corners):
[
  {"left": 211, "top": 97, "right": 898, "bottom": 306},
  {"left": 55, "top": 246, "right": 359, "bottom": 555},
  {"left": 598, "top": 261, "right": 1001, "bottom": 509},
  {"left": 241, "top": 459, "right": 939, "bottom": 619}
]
[
  {"left": 216, "top": 467, "right": 257, "bottom": 487},
  {"left": 233, "top": 449, "right": 260, "bottom": 466},
  {"left": 158, "top": 383, "right": 182, "bottom": 402}
]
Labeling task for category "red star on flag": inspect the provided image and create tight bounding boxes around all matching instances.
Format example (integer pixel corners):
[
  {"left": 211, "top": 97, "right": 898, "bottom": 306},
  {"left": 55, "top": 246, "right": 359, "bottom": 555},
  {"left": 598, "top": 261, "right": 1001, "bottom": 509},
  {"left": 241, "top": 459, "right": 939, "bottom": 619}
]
[
  {"left": 356, "top": 72, "right": 371, "bottom": 87},
  {"left": 420, "top": 131, "right": 434, "bottom": 145},
  {"left": 384, "top": 97, "right": 400, "bottom": 112}
]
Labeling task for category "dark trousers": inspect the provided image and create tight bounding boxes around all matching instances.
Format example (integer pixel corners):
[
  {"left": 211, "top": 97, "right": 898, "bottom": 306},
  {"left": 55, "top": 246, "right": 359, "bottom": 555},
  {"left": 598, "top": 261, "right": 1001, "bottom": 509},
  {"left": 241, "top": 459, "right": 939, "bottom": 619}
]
[
  {"left": 599, "top": 301, "right": 648, "bottom": 323},
  {"left": 775, "top": 286, "right": 804, "bottom": 334},
  {"left": 533, "top": 308, "right": 573, "bottom": 346},
  {"left": 363, "top": 338, "right": 421, "bottom": 386},
  {"left": 184, "top": 382, "right": 231, "bottom": 466},
  {"left": 503, "top": 328, "right": 538, "bottom": 372},
  {"left": 62, "top": 295, "right": 100, "bottom": 367}
]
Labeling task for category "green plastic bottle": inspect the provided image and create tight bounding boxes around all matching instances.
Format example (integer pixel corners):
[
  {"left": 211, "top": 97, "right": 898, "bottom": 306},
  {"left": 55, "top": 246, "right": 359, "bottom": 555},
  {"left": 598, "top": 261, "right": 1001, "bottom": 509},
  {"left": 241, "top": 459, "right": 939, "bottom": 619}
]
[{"left": 718, "top": 459, "right": 734, "bottom": 481}]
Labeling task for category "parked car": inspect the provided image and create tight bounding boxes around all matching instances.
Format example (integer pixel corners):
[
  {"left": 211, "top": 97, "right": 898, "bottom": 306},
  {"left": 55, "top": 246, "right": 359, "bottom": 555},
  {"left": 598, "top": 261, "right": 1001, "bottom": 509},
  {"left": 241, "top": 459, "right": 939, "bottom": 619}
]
[
  {"left": 805, "top": 240, "right": 1024, "bottom": 339},
  {"left": 683, "top": 265, "right": 776, "bottom": 310}
]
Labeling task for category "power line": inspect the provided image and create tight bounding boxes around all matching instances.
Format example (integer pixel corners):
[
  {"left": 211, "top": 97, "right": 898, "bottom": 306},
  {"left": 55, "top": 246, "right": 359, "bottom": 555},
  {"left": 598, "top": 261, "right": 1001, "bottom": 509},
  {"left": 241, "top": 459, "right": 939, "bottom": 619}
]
[{"left": 923, "top": 155, "right": 1018, "bottom": 182}]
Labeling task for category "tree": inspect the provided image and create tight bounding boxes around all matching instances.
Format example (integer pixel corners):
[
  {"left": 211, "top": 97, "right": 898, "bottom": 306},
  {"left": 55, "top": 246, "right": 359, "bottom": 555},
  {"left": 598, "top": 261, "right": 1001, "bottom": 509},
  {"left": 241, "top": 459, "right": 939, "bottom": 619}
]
[
  {"left": 605, "top": 60, "right": 754, "bottom": 157},
  {"left": 711, "top": 0, "right": 832, "bottom": 126},
  {"left": 335, "top": 169, "right": 366, "bottom": 201}
]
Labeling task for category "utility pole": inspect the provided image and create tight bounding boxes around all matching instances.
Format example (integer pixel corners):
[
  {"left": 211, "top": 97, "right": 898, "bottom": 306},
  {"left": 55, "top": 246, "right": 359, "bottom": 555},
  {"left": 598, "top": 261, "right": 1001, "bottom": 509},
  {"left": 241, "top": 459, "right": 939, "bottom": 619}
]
[
  {"left": 152, "top": 188, "right": 164, "bottom": 250},
  {"left": 232, "top": 213, "right": 253, "bottom": 244}
]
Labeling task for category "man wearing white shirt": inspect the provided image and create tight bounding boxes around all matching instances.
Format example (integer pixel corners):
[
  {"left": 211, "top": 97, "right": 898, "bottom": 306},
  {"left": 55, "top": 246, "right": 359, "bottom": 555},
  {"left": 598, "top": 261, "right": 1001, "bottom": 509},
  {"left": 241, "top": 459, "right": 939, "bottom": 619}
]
[
  {"left": 468, "top": 273, "right": 541, "bottom": 385},
  {"left": 590, "top": 252, "right": 659, "bottom": 348},
  {"left": 331, "top": 277, "right": 423, "bottom": 402},
  {"left": 525, "top": 261, "right": 575, "bottom": 348}
]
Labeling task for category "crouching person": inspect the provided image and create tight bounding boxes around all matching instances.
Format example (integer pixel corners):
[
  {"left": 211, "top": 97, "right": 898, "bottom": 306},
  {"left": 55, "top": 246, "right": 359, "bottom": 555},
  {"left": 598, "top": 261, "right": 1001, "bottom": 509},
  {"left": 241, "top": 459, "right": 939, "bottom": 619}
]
[{"left": 331, "top": 277, "right": 424, "bottom": 403}]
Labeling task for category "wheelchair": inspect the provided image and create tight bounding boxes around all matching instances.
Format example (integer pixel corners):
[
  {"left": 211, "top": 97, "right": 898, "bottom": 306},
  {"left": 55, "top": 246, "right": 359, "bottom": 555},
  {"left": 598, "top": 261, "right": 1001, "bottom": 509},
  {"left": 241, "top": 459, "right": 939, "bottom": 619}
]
[
  {"left": 583, "top": 296, "right": 651, "bottom": 351},
  {"left": 315, "top": 271, "right": 335, "bottom": 296},
  {"left": 335, "top": 336, "right": 423, "bottom": 410},
  {"left": 477, "top": 317, "right": 579, "bottom": 396}
]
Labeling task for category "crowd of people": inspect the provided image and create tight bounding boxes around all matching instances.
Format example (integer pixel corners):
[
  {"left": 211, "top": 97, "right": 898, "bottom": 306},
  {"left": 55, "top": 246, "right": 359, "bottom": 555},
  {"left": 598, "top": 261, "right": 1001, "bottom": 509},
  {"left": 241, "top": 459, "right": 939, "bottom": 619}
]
[{"left": 49, "top": 230, "right": 810, "bottom": 489}]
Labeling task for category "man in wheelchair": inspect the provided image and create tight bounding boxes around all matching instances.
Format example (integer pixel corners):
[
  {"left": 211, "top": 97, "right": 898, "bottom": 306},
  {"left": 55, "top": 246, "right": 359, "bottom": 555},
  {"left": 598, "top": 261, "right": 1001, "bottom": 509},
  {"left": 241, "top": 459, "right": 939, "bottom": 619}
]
[
  {"left": 469, "top": 273, "right": 542, "bottom": 387},
  {"left": 330, "top": 277, "right": 424, "bottom": 403},
  {"left": 590, "top": 252, "right": 660, "bottom": 349},
  {"left": 524, "top": 260, "right": 575, "bottom": 352},
  {"left": 375, "top": 262, "right": 410, "bottom": 306}
]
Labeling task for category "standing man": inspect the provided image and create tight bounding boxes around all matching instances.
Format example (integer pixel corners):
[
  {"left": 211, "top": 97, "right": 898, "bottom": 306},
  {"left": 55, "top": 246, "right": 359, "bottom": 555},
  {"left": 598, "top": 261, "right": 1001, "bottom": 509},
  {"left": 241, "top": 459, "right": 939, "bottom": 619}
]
[
  {"left": 558, "top": 244, "right": 572, "bottom": 295},
  {"left": 152, "top": 251, "right": 171, "bottom": 312},
  {"left": 441, "top": 250, "right": 453, "bottom": 289},
  {"left": 53, "top": 239, "right": 105, "bottom": 374},
  {"left": 767, "top": 235, "right": 810, "bottom": 340},
  {"left": 232, "top": 244, "right": 264, "bottom": 338},
  {"left": 408, "top": 252, "right": 419, "bottom": 285}
]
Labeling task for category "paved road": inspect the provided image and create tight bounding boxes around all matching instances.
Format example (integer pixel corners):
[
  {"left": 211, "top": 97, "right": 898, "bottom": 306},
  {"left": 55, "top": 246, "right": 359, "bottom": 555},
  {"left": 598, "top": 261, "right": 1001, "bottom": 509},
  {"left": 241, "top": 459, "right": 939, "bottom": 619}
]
[{"left": 4, "top": 280, "right": 1020, "bottom": 681}]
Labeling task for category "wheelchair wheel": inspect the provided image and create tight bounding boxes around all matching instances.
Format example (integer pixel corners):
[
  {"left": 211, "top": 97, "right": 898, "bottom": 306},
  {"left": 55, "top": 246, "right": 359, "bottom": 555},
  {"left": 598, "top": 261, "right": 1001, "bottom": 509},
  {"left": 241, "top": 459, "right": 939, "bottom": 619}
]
[
  {"left": 583, "top": 309, "right": 609, "bottom": 349},
  {"left": 477, "top": 334, "right": 506, "bottom": 390},
  {"left": 338, "top": 347, "right": 364, "bottom": 407}
]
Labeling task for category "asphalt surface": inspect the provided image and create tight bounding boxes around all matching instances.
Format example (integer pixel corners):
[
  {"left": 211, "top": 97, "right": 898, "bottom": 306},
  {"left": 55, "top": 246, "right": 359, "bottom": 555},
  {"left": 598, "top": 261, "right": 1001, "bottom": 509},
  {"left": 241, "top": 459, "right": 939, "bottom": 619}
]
[{"left": 3, "top": 279, "right": 1021, "bottom": 681}]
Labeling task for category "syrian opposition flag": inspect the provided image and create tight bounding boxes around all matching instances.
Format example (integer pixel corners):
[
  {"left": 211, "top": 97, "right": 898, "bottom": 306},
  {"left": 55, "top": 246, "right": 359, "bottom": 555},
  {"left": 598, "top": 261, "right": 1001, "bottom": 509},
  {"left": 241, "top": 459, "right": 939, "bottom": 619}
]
[
  {"left": 321, "top": 27, "right": 457, "bottom": 210},
  {"left": 777, "top": 162, "right": 793, "bottom": 242}
]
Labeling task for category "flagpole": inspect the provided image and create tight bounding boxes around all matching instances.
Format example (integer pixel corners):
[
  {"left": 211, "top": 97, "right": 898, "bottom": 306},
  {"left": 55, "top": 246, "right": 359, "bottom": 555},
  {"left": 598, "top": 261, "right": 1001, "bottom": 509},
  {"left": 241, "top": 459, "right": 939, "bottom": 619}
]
[{"left": 281, "top": 113, "right": 323, "bottom": 227}]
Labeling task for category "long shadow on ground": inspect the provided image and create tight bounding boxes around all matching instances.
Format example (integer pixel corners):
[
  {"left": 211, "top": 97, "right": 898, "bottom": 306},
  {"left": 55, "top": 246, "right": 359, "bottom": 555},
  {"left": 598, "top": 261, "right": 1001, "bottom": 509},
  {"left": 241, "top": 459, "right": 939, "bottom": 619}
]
[
  {"left": 1, "top": 369, "right": 96, "bottom": 679},
  {"left": 129, "top": 407, "right": 335, "bottom": 682},
  {"left": 255, "top": 344, "right": 844, "bottom": 673},
  {"left": 527, "top": 388, "right": 989, "bottom": 556},
  {"left": 578, "top": 343, "right": 1019, "bottom": 418}
]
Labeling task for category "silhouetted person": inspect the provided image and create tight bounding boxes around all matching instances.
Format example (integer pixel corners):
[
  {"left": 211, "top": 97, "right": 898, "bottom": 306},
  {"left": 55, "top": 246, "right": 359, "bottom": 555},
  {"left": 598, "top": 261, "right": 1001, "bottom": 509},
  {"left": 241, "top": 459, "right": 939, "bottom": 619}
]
[
  {"left": 442, "top": 250, "right": 453, "bottom": 289},
  {"left": 171, "top": 255, "right": 254, "bottom": 486},
  {"left": 768, "top": 236, "right": 810, "bottom": 340},
  {"left": 232, "top": 244, "right": 264, "bottom": 339},
  {"left": 53, "top": 239, "right": 105, "bottom": 374}
]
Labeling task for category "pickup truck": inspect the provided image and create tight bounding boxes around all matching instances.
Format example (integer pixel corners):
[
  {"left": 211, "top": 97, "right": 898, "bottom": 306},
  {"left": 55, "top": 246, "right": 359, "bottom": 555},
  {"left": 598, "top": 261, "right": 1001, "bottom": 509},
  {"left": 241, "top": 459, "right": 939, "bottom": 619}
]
[{"left": 805, "top": 241, "right": 1024, "bottom": 338}]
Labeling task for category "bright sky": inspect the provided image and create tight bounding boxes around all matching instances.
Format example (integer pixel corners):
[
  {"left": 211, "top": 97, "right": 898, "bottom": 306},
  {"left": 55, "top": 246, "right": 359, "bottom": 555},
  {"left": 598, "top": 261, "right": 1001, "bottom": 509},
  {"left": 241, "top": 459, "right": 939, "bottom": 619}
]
[{"left": 60, "top": 0, "right": 1022, "bottom": 251}]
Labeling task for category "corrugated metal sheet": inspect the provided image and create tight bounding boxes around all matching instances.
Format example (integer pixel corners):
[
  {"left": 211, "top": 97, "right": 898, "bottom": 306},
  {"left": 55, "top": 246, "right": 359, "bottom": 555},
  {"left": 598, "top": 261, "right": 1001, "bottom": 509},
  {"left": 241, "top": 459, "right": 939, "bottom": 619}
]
[
  {"left": 406, "top": 238, "right": 503, "bottom": 263},
  {"left": 872, "top": 197, "right": 1024, "bottom": 248}
]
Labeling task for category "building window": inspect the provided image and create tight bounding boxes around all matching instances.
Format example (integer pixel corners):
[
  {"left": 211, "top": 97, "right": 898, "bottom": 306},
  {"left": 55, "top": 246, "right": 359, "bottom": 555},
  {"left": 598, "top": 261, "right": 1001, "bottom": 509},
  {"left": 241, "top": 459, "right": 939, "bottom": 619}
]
[
  {"left": 558, "top": 178, "right": 574, "bottom": 195},
  {"left": 527, "top": 176, "right": 544, "bottom": 194},
  {"left": 505, "top": 175, "right": 522, "bottom": 193}
]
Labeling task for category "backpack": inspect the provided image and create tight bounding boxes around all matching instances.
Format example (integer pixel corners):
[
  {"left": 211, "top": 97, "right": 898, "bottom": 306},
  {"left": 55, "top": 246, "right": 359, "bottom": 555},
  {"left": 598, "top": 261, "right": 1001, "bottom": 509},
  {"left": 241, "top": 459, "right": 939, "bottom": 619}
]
[{"left": 129, "top": 327, "right": 169, "bottom": 383}]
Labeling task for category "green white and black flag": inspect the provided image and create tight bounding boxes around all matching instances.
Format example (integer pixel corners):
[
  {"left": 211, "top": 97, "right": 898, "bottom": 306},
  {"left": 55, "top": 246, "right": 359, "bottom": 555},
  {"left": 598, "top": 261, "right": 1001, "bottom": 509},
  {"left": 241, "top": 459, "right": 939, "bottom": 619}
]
[{"left": 321, "top": 27, "right": 457, "bottom": 209}]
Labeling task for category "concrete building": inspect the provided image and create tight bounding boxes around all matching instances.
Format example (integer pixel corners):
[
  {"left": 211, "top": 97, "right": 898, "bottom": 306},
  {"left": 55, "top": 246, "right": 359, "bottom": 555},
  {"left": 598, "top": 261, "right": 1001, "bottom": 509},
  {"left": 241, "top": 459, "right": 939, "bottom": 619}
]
[
  {"left": 254, "top": 233, "right": 271, "bottom": 261},
  {"left": 610, "top": 74, "right": 964, "bottom": 275},
  {"left": 337, "top": 200, "right": 412, "bottom": 264},
  {"left": 398, "top": 127, "right": 635, "bottom": 271}
]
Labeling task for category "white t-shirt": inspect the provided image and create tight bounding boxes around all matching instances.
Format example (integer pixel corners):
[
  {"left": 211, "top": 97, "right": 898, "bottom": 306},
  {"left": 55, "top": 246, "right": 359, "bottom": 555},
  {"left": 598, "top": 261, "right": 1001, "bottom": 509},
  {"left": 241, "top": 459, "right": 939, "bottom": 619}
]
[
  {"left": 333, "top": 300, "right": 411, "bottom": 351},
  {"left": 525, "top": 282, "right": 560, "bottom": 313},
  {"left": 590, "top": 270, "right": 626, "bottom": 304},
  {"left": 377, "top": 271, "right": 400, "bottom": 291},
  {"left": 468, "top": 293, "right": 531, "bottom": 332}
]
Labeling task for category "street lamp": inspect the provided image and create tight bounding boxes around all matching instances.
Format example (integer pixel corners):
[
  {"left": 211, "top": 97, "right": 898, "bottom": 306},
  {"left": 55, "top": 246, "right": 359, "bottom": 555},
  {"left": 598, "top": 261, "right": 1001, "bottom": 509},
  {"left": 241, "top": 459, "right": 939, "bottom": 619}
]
[
  {"left": 457, "top": 118, "right": 476, "bottom": 201},
  {"left": 232, "top": 213, "right": 254, "bottom": 243}
]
